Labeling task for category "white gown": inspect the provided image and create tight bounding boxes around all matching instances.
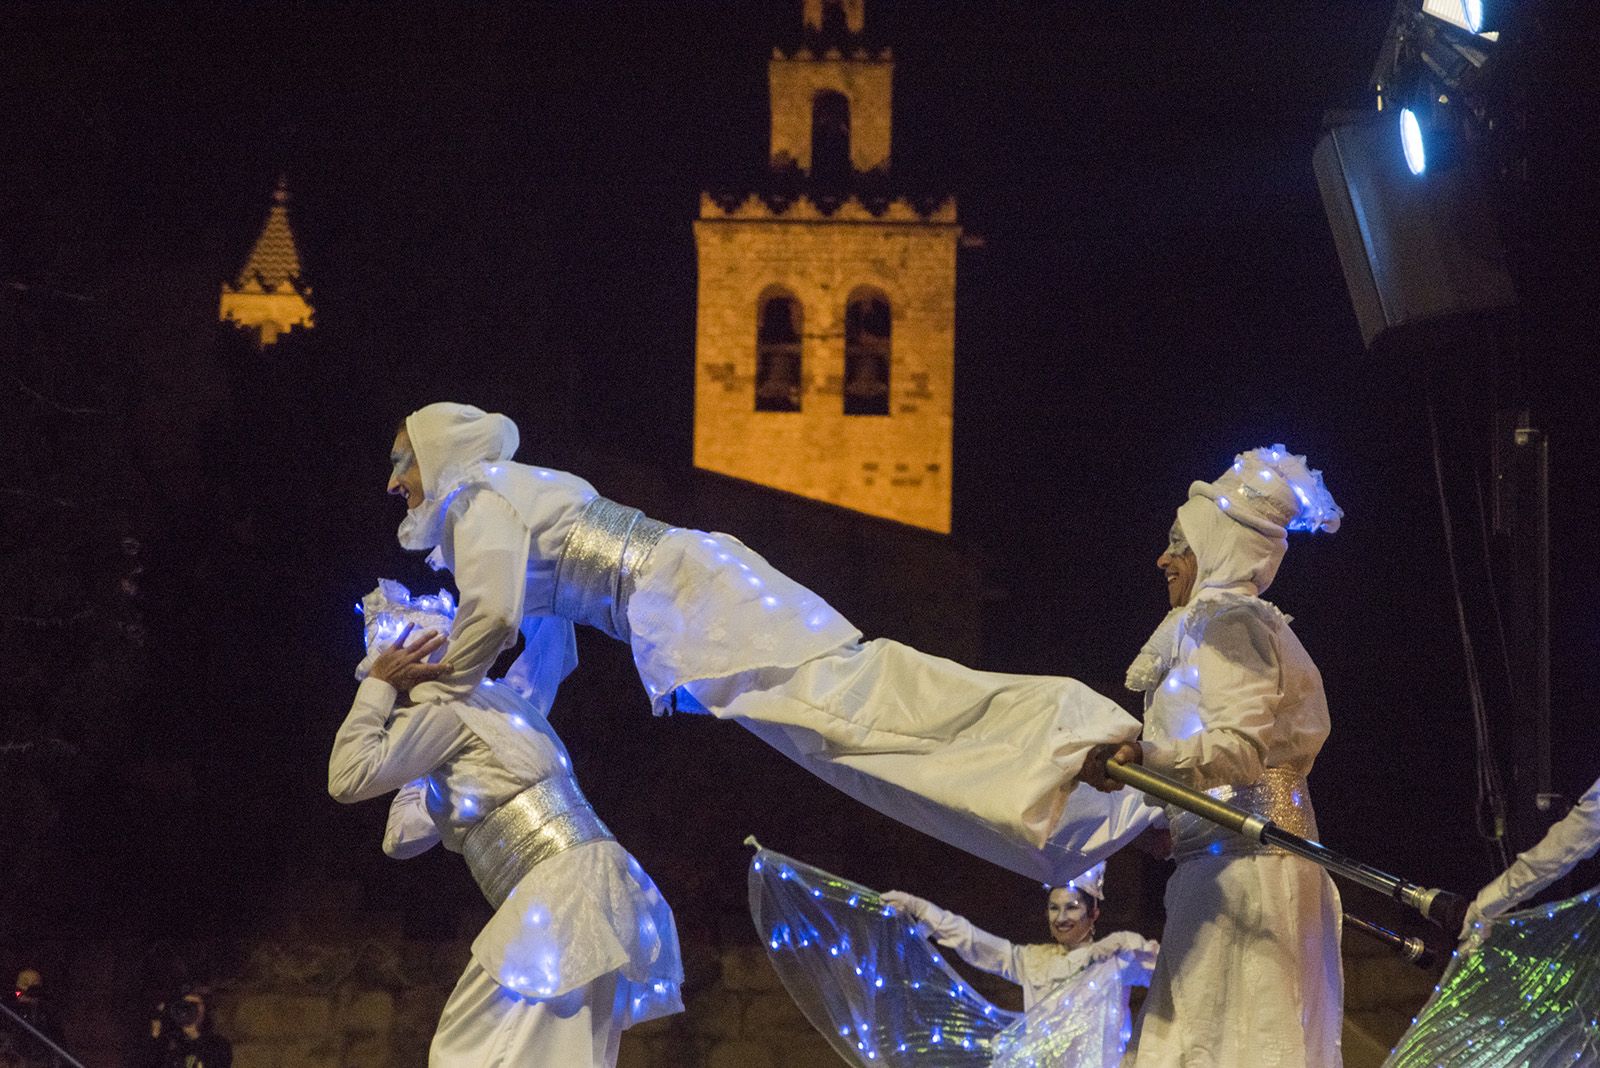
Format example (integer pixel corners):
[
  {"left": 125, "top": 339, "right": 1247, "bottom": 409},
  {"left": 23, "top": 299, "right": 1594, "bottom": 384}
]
[{"left": 1125, "top": 589, "right": 1343, "bottom": 1068}]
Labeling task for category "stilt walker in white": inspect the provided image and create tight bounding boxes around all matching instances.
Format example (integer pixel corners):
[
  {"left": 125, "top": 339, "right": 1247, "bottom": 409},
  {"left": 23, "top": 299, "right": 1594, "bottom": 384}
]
[
  {"left": 382, "top": 403, "right": 1160, "bottom": 887},
  {"left": 1079, "top": 445, "right": 1346, "bottom": 1068},
  {"left": 328, "top": 581, "right": 682, "bottom": 1067}
]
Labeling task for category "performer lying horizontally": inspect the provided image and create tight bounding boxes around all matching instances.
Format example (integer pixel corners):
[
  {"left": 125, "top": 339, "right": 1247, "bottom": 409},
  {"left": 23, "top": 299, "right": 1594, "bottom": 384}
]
[
  {"left": 328, "top": 581, "right": 682, "bottom": 1068},
  {"left": 1078, "top": 445, "right": 1346, "bottom": 1068},
  {"left": 383, "top": 402, "right": 1158, "bottom": 885},
  {"left": 884, "top": 863, "right": 1156, "bottom": 1018}
]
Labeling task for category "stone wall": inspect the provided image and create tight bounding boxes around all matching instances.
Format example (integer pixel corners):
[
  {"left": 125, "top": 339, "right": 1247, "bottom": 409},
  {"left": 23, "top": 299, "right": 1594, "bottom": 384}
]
[{"left": 13, "top": 914, "right": 1440, "bottom": 1068}]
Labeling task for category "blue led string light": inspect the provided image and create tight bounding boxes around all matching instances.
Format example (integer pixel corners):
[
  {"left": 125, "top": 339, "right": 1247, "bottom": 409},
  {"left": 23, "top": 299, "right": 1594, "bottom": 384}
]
[{"left": 748, "top": 846, "right": 1016, "bottom": 1067}]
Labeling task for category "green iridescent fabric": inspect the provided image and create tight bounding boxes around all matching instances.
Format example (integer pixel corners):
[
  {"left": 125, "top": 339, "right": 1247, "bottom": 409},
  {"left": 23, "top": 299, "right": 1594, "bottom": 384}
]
[{"left": 1385, "top": 884, "right": 1600, "bottom": 1066}]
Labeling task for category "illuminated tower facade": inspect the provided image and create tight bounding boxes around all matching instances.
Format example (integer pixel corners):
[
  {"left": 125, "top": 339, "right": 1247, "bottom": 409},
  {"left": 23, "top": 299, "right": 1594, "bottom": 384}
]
[
  {"left": 693, "top": 0, "right": 959, "bottom": 533},
  {"left": 219, "top": 177, "right": 314, "bottom": 348}
]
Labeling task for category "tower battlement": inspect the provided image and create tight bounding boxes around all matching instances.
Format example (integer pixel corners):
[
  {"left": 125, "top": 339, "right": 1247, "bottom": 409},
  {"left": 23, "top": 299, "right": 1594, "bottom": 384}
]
[
  {"left": 773, "top": 45, "right": 892, "bottom": 64},
  {"left": 698, "top": 191, "right": 956, "bottom": 225}
]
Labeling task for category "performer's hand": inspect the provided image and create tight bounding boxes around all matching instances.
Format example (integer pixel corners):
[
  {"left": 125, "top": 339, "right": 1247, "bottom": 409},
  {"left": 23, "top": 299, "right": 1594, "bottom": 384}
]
[
  {"left": 1079, "top": 742, "right": 1142, "bottom": 792},
  {"left": 881, "top": 891, "right": 926, "bottom": 922},
  {"left": 370, "top": 624, "right": 451, "bottom": 694}
]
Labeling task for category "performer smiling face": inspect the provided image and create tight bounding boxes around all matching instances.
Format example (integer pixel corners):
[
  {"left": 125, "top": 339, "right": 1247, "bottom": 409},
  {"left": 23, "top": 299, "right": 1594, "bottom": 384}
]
[
  {"left": 1157, "top": 520, "right": 1198, "bottom": 608},
  {"left": 388, "top": 428, "right": 424, "bottom": 510},
  {"left": 1047, "top": 887, "right": 1099, "bottom": 949}
]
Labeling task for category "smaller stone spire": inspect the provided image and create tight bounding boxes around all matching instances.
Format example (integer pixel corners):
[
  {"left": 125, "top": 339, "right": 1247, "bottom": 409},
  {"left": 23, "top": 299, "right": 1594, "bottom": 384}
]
[{"left": 219, "top": 176, "right": 314, "bottom": 348}]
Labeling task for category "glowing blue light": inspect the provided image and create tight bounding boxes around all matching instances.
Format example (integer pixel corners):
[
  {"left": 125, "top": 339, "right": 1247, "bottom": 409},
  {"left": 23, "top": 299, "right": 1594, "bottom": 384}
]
[
  {"left": 761, "top": 595, "right": 778, "bottom": 608},
  {"left": 1401, "top": 109, "right": 1426, "bottom": 174},
  {"left": 1217, "top": 496, "right": 1231, "bottom": 511},
  {"left": 1208, "top": 840, "right": 1224, "bottom": 856}
]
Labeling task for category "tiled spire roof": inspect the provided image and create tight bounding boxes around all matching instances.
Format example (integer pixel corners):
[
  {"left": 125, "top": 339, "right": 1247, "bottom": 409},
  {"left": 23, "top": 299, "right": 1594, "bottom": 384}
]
[{"left": 230, "top": 177, "right": 306, "bottom": 294}]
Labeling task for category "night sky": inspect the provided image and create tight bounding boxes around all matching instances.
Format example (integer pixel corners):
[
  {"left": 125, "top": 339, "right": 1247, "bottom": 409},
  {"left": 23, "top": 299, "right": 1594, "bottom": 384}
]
[{"left": 4, "top": 0, "right": 1596, "bottom": 982}]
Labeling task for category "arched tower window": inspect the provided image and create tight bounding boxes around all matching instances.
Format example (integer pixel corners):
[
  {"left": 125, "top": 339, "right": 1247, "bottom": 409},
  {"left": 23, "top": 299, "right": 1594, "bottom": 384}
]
[
  {"left": 755, "top": 290, "right": 803, "bottom": 412},
  {"left": 843, "top": 288, "right": 890, "bottom": 415},
  {"left": 811, "top": 90, "right": 851, "bottom": 183},
  {"left": 819, "top": 0, "right": 849, "bottom": 37}
]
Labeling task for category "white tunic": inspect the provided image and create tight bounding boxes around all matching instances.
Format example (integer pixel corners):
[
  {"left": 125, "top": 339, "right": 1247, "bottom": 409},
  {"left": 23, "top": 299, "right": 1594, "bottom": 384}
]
[
  {"left": 328, "top": 676, "right": 682, "bottom": 1025},
  {"left": 1127, "top": 589, "right": 1344, "bottom": 1068},
  {"left": 909, "top": 901, "right": 1157, "bottom": 1013},
  {"left": 1469, "top": 773, "right": 1600, "bottom": 926}
]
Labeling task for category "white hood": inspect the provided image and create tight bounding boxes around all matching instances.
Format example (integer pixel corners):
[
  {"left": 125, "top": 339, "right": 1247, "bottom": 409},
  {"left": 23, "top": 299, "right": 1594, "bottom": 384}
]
[{"left": 397, "top": 402, "right": 521, "bottom": 551}]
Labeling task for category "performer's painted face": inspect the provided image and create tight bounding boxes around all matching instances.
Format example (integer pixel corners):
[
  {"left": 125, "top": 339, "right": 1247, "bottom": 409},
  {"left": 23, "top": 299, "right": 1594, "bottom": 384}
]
[
  {"left": 1046, "top": 887, "right": 1098, "bottom": 948},
  {"left": 1157, "top": 520, "right": 1198, "bottom": 608},
  {"left": 388, "top": 429, "right": 424, "bottom": 510}
]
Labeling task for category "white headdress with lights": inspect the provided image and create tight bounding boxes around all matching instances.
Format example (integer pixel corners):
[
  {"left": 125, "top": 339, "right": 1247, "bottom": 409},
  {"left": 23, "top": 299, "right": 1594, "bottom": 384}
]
[
  {"left": 1190, "top": 444, "right": 1342, "bottom": 539},
  {"left": 1058, "top": 861, "right": 1106, "bottom": 901},
  {"left": 354, "top": 579, "right": 456, "bottom": 679}
]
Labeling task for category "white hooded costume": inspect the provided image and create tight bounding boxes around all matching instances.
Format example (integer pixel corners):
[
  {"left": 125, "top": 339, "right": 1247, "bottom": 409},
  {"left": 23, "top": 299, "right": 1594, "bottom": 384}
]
[
  {"left": 391, "top": 402, "right": 1158, "bottom": 888},
  {"left": 1122, "top": 446, "right": 1345, "bottom": 1068},
  {"left": 329, "top": 582, "right": 682, "bottom": 1068}
]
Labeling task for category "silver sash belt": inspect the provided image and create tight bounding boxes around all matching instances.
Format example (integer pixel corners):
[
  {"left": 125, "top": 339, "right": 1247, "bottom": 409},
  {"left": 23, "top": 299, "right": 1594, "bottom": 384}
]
[
  {"left": 461, "top": 777, "right": 615, "bottom": 909},
  {"left": 552, "top": 496, "right": 671, "bottom": 642},
  {"left": 1169, "top": 767, "right": 1319, "bottom": 864}
]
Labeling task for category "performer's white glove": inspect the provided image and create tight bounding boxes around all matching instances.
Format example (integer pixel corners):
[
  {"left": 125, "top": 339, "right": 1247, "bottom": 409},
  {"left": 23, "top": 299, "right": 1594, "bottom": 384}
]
[
  {"left": 882, "top": 891, "right": 930, "bottom": 923},
  {"left": 1458, "top": 902, "right": 1489, "bottom": 946}
]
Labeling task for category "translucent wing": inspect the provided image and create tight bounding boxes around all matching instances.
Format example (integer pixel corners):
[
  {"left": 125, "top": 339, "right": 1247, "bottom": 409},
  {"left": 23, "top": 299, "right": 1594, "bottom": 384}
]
[
  {"left": 990, "top": 956, "right": 1129, "bottom": 1068},
  {"left": 748, "top": 847, "right": 1019, "bottom": 1067},
  {"left": 1385, "top": 883, "right": 1600, "bottom": 1066}
]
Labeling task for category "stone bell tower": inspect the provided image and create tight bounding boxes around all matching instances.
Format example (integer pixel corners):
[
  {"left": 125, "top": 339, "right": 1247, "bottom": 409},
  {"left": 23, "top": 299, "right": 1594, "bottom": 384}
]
[
  {"left": 692, "top": 0, "right": 959, "bottom": 533},
  {"left": 219, "top": 177, "right": 315, "bottom": 348}
]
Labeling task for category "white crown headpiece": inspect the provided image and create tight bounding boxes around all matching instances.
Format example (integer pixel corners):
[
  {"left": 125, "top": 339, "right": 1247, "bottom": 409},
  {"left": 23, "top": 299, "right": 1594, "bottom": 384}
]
[
  {"left": 1193, "top": 444, "right": 1342, "bottom": 537},
  {"left": 354, "top": 579, "right": 456, "bottom": 678}
]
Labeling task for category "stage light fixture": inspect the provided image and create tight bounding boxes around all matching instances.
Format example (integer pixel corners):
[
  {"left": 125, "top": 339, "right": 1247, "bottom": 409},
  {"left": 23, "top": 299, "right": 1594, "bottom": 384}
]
[
  {"left": 1400, "top": 108, "right": 1427, "bottom": 174},
  {"left": 1423, "top": 0, "right": 1483, "bottom": 34}
]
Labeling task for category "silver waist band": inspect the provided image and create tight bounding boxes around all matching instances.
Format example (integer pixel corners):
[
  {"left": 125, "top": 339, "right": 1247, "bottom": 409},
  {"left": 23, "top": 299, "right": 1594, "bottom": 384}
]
[
  {"left": 552, "top": 496, "right": 671, "bottom": 641},
  {"left": 461, "top": 777, "right": 615, "bottom": 909},
  {"left": 1170, "top": 767, "right": 1319, "bottom": 864}
]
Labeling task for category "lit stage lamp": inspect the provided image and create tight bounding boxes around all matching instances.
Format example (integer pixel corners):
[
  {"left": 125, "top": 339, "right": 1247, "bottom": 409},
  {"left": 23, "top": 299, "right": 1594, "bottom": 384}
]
[
  {"left": 1399, "top": 107, "right": 1427, "bottom": 174},
  {"left": 1422, "top": 0, "right": 1483, "bottom": 34}
]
